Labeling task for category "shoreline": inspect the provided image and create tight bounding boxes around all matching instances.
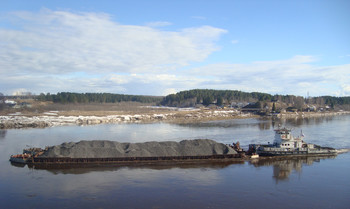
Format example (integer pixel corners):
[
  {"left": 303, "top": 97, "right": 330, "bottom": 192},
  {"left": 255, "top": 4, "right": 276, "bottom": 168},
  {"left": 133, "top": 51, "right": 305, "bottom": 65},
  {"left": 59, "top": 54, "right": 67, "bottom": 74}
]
[{"left": 1, "top": 109, "right": 349, "bottom": 129}]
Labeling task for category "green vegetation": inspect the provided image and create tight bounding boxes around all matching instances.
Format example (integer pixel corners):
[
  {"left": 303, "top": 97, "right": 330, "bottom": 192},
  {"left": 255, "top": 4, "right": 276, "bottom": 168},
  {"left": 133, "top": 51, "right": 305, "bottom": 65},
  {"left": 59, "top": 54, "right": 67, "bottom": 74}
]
[
  {"left": 0, "top": 93, "right": 4, "bottom": 111},
  {"left": 37, "top": 92, "right": 162, "bottom": 104},
  {"left": 160, "top": 89, "right": 273, "bottom": 107},
  {"left": 321, "top": 96, "right": 350, "bottom": 106},
  {"left": 6, "top": 90, "right": 350, "bottom": 111},
  {"left": 160, "top": 89, "right": 283, "bottom": 107},
  {"left": 159, "top": 89, "right": 350, "bottom": 110}
]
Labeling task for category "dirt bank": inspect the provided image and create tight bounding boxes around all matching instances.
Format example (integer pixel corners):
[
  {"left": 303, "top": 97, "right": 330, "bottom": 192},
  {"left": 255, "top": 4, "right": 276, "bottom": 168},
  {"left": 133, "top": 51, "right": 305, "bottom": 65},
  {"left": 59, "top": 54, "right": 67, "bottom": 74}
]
[
  {"left": 1, "top": 108, "right": 349, "bottom": 129},
  {"left": 0, "top": 109, "right": 254, "bottom": 129},
  {"left": 274, "top": 111, "right": 350, "bottom": 119}
]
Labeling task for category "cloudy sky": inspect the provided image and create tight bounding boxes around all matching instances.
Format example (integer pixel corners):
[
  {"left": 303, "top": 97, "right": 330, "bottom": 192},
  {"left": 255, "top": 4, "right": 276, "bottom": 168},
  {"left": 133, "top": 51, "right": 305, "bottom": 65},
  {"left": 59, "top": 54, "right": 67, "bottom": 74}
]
[{"left": 1, "top": 0, "right": 349, "bottom": 96}]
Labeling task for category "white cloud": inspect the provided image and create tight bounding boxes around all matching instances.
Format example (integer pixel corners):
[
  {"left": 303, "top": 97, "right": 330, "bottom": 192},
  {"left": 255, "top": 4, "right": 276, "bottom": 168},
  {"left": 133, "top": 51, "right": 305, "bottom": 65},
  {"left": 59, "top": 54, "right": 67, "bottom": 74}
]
[
  {"left": 1, "top": 55, "right": 349, "bottom": 96},
  {"left": 191, "top": 16, "right": 206, "bottom": 20},
  {"left": 162, "top": 88, "right": 178, "bottom": 95},
  {"left": 1, "top": 10, "right": 349, "bottom": 97},
  {"left": 0, "top": 9, "right": 226, "bottom": 76},
  {"left": 145, "top": 21, "right": 172, "bottom": 27},
  {"left": 108, "top": 75, "right": 130, "bottom": 85},
  {"left": 341, "top": 84, "right": 350, "bottom": 95},
  {"left": 12, "top": 88, "right": 31, "bottom": 96},
  {"left": 186, "top": 56, "right": 350, "bottom": 96}
]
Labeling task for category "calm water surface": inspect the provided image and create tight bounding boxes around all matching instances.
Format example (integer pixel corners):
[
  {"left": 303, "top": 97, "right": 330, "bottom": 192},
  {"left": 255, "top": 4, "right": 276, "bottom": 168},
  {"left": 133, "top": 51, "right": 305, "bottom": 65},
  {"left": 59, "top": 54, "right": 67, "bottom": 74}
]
[{"left": 0, "top": 116, "right": 350, "bottom": 209}]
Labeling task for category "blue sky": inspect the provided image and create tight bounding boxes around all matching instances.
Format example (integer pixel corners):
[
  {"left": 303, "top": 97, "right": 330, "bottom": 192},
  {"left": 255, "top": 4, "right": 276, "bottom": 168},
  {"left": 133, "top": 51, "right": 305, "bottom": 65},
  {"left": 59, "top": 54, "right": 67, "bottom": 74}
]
[{"left": 1, "top": 0, "right": 349, "bottom": 96}]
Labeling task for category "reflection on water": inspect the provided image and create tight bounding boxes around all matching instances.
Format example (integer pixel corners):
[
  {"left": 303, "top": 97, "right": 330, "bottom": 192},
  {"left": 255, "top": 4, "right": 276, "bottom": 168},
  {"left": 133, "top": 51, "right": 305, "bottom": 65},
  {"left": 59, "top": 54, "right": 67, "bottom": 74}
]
[
  {"left": 181, "top": 116, "right": 338, "bottom": 130},
  {"left": 25, "top": 161, "right": 244, "bottom": 175},
  {"left": 10, "top": 162, "right": 26, "bottom": 168},
  {"left": 274, "top": 116, "right": 336, "bottom": 127},
  {"left": 181, "top": 118, "right": 269, "bottom": 129},
  {"left": 249, "top": 155, "right": 337, "bottom": 182},
  {"left": 0, "top": 129, "right": 6, "bottom": 139},
  {"left": 15, "top": 155, "right": 338, "bottom": 184}
]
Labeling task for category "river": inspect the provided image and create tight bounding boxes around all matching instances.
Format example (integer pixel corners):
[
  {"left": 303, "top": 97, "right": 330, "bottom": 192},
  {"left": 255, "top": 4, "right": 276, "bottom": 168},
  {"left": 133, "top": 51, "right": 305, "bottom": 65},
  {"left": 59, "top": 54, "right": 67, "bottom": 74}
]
[{"left": 0, "top": 115, "right": 349, "bottom": 208}]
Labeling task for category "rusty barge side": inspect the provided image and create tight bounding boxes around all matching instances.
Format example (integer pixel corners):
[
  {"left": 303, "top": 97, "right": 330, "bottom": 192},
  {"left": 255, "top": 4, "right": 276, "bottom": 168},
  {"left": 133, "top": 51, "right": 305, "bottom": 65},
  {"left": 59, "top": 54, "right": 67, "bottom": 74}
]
[{"left": 27, "top": 154, "right": 244, "bottom": 165}]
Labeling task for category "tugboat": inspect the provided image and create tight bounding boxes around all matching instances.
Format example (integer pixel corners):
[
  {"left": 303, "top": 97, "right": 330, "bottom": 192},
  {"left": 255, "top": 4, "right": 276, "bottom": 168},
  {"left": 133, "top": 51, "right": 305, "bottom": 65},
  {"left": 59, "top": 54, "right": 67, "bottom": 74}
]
[
  {"left": 9, "top": 153, "right": 32, "bottom": 164},
  {"left": 9, "top": 147, "right": 45, "bottom": 164},
  {"left": 249, "top": 127, "right": 337, "bottom": 156}
]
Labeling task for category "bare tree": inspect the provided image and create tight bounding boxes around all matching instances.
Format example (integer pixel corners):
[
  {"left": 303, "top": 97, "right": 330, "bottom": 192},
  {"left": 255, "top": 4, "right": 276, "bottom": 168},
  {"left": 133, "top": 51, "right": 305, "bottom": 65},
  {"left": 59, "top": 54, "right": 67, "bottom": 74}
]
[{"left": 294, "top": 96, "right": 305, "bottom": 110}]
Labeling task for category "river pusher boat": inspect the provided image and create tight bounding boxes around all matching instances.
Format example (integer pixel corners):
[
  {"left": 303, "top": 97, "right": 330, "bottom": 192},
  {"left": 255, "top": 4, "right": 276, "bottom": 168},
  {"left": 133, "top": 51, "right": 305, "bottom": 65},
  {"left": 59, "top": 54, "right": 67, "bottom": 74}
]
[{"left": 249, "top": 127, "right": 337, "bottom": 156}]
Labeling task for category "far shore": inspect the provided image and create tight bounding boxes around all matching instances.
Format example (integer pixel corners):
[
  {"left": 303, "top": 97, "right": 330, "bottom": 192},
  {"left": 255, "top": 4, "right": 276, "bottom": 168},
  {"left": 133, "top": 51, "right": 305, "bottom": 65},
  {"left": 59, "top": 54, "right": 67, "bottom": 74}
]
[{"left": 1, "top": 106, "right": 349, "bottom": 129}]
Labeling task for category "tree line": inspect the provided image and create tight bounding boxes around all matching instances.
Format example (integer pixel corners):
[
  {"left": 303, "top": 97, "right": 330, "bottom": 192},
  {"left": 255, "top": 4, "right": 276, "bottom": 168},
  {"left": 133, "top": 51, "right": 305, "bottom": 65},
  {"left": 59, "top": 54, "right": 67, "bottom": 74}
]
[
  {"left": 8, "top": 90, "right": 350, "bottom": 110},
  {"left": 159, "top": 89, "right": 350, "bottom": 109},
  {"left": 160, "top": 89, "right": 272, "bottom": 107},
  {"left": 37, "top": 92, "right": 162, "bottom": 104}
]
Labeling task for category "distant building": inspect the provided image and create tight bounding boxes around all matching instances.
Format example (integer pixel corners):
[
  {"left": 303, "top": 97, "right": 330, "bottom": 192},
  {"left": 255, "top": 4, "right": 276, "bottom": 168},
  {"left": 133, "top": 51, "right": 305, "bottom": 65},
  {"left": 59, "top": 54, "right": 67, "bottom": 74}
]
[
  {"left": 5, "top": 100, "right": 16, "bottom": 105},
  {"left": 306, "top": 105, "right": 316, "bottom": 112}
]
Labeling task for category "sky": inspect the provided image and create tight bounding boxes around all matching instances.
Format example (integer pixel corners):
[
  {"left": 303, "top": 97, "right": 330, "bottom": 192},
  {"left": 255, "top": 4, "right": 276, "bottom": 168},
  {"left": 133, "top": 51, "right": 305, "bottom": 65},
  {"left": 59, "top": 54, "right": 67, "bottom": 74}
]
[{"left": 1, "top": 0, "right": 349, "bottom": 97}]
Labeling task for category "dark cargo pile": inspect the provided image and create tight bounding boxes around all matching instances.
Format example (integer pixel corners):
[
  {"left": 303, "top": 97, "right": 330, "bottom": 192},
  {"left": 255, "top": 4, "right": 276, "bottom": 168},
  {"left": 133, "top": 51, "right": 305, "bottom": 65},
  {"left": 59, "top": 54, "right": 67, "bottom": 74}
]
[{"left": 40, "top": 139, "right": 237, "bottom": 158}]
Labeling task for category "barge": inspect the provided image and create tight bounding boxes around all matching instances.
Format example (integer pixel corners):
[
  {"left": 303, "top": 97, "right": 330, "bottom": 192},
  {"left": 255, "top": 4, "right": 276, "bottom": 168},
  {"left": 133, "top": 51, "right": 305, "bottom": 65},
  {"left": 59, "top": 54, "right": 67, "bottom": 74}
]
[
  {"left": 249, "top": 127, "right": 337, "bottom": 156},
  {"left": 9, "top": 139, "right": 245, "bottom": 166}
]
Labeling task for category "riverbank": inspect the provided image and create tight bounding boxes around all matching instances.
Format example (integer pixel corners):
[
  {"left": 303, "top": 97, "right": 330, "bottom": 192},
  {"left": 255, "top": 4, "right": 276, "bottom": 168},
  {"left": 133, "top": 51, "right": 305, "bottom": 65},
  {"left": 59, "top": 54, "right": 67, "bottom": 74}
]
[
  {"left": 273, "top": 111, "right": 350, "bottom": 118},
  {"left": 1, "top": 108, "right": 349, "bottom": 129},
  {"left": 0, "top": 108, "right": 253, "bottom": 129}
]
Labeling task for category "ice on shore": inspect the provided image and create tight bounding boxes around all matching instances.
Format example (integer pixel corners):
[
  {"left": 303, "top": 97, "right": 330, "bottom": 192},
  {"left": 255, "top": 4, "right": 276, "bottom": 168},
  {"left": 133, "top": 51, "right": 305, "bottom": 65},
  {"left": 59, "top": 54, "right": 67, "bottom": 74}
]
[{"left": 0, "top": 110, "right": 251, "bottom": 129}]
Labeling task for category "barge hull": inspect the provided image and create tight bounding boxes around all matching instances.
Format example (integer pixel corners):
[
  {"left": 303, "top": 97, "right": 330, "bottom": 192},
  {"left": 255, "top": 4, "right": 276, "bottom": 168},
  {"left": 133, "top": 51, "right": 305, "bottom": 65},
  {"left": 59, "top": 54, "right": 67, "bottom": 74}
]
[{"left": 27, "top": 154, "right": 244, "bottom": 165}]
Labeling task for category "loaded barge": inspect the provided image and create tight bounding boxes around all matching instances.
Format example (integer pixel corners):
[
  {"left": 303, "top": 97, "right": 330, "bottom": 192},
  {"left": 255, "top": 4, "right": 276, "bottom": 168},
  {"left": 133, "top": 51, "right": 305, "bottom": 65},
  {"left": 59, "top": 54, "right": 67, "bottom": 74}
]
[
  {"left": 9, "top": 139, "right": 245, "bottom": 166},
  {"left": 249, "top": 127, "right": 337, "bottom": 156},
  {"left": 10, "top": 128, "right": 338, "bottom": 167}
]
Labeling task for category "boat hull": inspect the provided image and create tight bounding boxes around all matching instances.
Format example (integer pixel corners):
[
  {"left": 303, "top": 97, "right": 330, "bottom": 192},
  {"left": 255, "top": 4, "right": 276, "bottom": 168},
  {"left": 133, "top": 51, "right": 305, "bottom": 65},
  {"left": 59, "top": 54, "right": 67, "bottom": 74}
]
[
  {"left": 9, "top": 157, "right": 29, "bottom": 164},
  {"left": 257, "top": 149, "right": 337, "bottom": 156}
]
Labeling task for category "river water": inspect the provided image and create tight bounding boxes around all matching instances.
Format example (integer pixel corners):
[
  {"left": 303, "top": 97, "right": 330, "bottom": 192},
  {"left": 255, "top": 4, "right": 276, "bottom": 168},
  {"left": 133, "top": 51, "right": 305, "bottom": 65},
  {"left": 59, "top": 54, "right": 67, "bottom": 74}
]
[{"left": 0, "top": 115, "right": 349, "bottom": 208}]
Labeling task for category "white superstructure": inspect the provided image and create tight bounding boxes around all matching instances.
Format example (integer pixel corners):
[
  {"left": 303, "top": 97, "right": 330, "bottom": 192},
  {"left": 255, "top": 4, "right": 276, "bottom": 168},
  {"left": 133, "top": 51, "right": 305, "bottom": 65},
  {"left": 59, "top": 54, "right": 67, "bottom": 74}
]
[
  {"left": 249, "top": 127, "right": 337, "bottom": 156},
  {"left": 273, "top": 127, "right": 313, "bottom": 150}
]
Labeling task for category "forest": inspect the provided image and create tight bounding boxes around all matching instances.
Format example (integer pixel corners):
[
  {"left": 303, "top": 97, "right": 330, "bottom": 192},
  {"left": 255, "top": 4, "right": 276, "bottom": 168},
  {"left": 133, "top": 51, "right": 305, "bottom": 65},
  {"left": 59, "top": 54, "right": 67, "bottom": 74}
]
[
  {"left": 8, "top": 90, "right": 350, "bottom": 111},
  {"left": 159, "top": 89, "right": 350, "bottom": 109},
  {"left": 37, "top": 92, "right": 162, "bottom": 104}
]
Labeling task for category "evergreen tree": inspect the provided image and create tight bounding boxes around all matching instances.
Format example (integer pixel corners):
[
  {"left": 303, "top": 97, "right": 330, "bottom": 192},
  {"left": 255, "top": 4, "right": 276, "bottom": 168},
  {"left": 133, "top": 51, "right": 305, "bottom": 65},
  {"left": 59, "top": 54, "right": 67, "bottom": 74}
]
[
  {"left": 272, "top": 102, "right": 276, "bottom": 112},
  {"left": 203, "top": 96, "right": 212, "bottom": 106},
  {"left": 217, "top": 96, "right": 223, "bottom": 106}
]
